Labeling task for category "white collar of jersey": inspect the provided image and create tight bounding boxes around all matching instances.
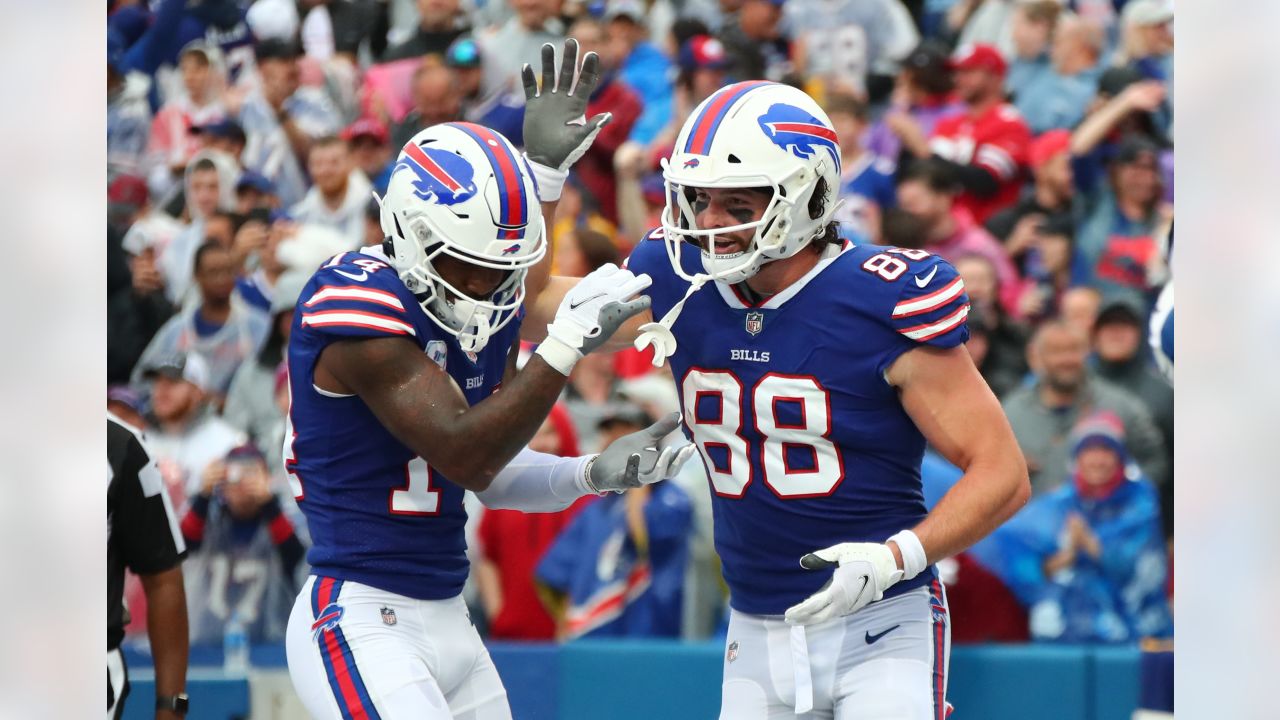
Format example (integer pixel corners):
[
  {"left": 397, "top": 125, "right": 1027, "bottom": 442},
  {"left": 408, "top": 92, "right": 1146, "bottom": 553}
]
[{"left": 716, "top": 241, "right": 850, "bottom": 311}]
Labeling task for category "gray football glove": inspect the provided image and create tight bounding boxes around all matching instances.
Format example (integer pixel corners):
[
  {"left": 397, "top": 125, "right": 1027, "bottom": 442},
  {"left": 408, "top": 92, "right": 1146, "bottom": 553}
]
[
  {"left": 521, "top": 38, "right": 612, "bottom": 174},
  {"left": 587, "top": 413, "right": 699, "bottom": 493}
]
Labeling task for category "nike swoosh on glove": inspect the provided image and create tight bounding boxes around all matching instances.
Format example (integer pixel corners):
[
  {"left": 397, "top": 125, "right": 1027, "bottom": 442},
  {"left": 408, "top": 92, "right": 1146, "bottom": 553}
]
[
  {"left": 783, "top": 543, "right": 904, "bottom": 626},
  {"left": 535, "top": 264, "right": 651, "bottom": 375}
]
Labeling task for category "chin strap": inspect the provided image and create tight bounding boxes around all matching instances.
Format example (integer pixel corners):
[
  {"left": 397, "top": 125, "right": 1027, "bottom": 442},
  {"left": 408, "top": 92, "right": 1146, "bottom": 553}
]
[{"left": 634, "top": 275, "right": 710, "bottom": 367}]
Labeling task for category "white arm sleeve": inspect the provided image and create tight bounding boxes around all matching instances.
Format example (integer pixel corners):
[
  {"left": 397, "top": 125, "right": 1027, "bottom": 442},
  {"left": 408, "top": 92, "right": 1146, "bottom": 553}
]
[{"left": 473, "top": 448, "right": 597, "bottom": 512}]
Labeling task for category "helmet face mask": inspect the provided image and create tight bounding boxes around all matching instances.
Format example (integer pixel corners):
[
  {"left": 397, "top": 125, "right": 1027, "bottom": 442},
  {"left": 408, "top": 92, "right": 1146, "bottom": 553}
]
[
  {"left": 661, "top": 82, "right": 841, "bottom": 287},
  {"left": 379, "top": 123, "right": 545, "bottom": 353}
]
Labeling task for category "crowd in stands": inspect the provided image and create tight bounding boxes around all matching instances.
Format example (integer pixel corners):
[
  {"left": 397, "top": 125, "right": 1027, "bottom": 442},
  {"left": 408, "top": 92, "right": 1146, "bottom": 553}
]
[{"left": 108, "top": 0, "right": 1174, "bottom": 650}]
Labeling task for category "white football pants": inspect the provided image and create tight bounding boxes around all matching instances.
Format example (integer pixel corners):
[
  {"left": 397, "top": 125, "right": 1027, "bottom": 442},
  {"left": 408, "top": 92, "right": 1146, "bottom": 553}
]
[
  {"left": 720, "top": 582, "right": 952, "bottom": 720},
  {"left": 286, "top": 576, "right": 510, "bottom": 720}
]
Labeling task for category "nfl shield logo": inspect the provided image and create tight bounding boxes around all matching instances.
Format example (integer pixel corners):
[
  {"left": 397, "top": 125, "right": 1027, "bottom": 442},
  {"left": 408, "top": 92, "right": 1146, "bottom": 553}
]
[
  {"left": 380, "top": 606, "right": 398, "bottom": 626},
  {"left": 745, "top": 312, "right": 764, "bottom": 336},
  {"left": 425, "top": 341, "right": 447, "bottom": 370},
  {"left": 726, "top": 641, "right": 739, "bottom": 663}
]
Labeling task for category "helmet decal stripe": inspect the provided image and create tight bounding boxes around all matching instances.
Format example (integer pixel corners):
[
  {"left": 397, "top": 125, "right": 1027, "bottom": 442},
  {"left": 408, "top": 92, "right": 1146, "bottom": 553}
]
[
  {"left": 401, "top": 141, "right": 465, "bottom": 193},
  {"left": 683, "top": 81, "right": 770, "bottom": 156},
  {"left": 453, "top": 122, "right": 528, "bottom": 240}
]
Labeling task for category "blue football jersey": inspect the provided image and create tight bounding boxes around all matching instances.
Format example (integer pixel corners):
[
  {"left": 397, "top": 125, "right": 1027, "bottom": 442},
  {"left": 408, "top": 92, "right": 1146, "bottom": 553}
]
[
  {"left": 626, "top": 231, "right": 970, "bottom": 615},
  {"left": 284, "top": 248, "right": 519, "bottom": 600}
]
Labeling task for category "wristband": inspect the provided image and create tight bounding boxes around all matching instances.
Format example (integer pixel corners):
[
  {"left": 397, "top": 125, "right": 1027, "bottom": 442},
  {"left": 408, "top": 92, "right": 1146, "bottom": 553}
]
[
  {"left": 887, "top": 529, "right": 928, "bottom": 581},
  {"left": 580, "top": 454, "right": 603, "bottom": 495},
  {"left": 533, "top": 335, "right": 581, "bottom": 376},
  {"left": 523, "top": 153, "right": 569, "bottom": 201}
]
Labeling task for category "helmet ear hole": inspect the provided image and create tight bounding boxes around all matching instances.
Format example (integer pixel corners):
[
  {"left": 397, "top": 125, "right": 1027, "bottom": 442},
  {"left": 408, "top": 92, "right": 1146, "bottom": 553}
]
[
  {"left": 727, "top": 154, "right": 742, "bottom": 164},
  {"left": 808, "top": 176, "right": 829, "bottom": 221}
]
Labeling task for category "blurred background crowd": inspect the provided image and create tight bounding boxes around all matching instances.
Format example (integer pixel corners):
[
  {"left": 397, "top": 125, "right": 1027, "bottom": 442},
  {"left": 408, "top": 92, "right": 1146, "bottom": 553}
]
[{"left": 107, "top": 0, "right": 1173, "bottom": 654}]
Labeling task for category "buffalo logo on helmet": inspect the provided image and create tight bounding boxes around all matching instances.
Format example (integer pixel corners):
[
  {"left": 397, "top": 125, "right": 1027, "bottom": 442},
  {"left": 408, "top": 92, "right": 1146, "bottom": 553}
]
[
  {"left": 757, "top": 104, "right": 841, "bottom": 171},
  {"left": 683, "top": 158, "right": 701, "bottom": 169},
  {"left": 393, "top": 141, "right": 478, "bottom": 206},
  {"left": 501, "top": 243, "right": 522, "bottom": 255}
]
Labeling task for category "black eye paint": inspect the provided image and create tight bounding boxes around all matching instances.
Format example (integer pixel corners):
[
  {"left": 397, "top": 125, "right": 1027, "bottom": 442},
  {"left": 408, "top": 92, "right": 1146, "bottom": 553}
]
[{"left": 728, "top": 207, "right": 757, "bottom": 224}]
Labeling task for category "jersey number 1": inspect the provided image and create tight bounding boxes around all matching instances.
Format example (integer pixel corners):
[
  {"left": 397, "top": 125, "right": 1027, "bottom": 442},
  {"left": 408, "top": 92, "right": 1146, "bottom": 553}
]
[{"left": 683, "top": 370, "right": 844, "bottom": 498}]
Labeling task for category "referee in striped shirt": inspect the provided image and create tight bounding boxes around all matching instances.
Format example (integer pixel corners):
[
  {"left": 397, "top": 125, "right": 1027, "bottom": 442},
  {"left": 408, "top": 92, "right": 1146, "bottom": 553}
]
[{"left": 108, "top": 412, "right": 190, "bottom": 719}]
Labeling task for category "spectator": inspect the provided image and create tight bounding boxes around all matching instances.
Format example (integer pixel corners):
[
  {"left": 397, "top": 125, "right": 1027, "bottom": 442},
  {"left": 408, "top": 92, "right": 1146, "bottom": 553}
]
[
  {"left": 475, "top": 0, "right": 566, "bottom": 103},
  {"left": 235, "top": 171, "right": 280, "bottom": 214},
  {"left": 110, "top": 223, "right": 177, "bottom": 385},
  {"left": 1117, "top": 0, "right": 1174, "bottom": 87},
  {"left": 1090, "top": 294, "right": 1173, "bottom": 509},
  {"left": 390, "top": 56, "right": 463, "bottom": 151},
  {"left": 380, "top": 0, "right": 470, "bottom": 62},
  {"left": 565, "top": 16, "right": 642, "bottom": 224},
  {"left": 784, "top": 0, "right": 898, "bottom": 95},
  {"left": 108, "top": 31, "right": 153, "bottom": 182},
  {"left": 825, "top": 93, "right": 896, "bottom": 243},
  {"left": 289, "top": 136, "right": 373, "bottom": 248},
  {"left": 474, "top": 405, "right": 593, "bottom": 640},
  {"left": 555, "top": 227, "right": 621, "bottom": 278},
  {"left": 180, "top": 443, "right": 307, "bottom": 646},
  {"left": 1060, "top": 285, "right": 1103, "bottom": 337},
  {"left": 1070, "top": 68, "right": 1169, "bottom": 188},
  {"left": 160, "top": 150, "right": 241, "bottom": 306},
  {"left": 145, "top": 41, "right": 228, "bottom": 201},
  {"left": 1002, "top": 320, "right": 1168, "bottom": 495},
  {"left": 536, "top": 406, "right": 693, "bottom": 639},
  {"left": 889, "top": 43, "right": 1032, "bottom": 225},
  {"left": 954, "top": 253, "right": 1029, "bottom": 400},
  {"left": 341, "top": 118, "right": 393, "bottom": 191},
  {"left": 983, "top": 412, "right": 1172, "bottom": 643},
  {"left": 189, "top": 119, "right": 249, "bottom": 165},
  {"left": 114, "top": 173, "right": 185, "bottom": 262},
  {"left": 986, "top": 129, "right": 1077, "bottom": 266},
  {"left": 1077, "top": 134, "right": 1170, "bottom": 297},
  {"left": 108, "top": 385, "right": 149, "bottom": 433},
  {"left": 135, "top": 242, "right": 270, "bottom": 400},
  {"left": 865, "top": 40, "right": 965, "bottom": 166},
  {"left": 606, "top": 1, "right": 675, "bottom": 146},
  {"left": 1015, "top": 12, "right": 1105, "bottom": 134},
  {"left": 896, "top": 158, "right": 1025, "bottom": 316},
  {"left": 239, "top": 38, "right": 342, "bottom": 208},
  {"left": 564, "top": 356, "right": 627, "bottom": 453},
  {"left": 1005, "top": 1, "right": 1059, "bottom": 104},
  {"left": 224, "top": 271, "right": 309, "bottom": 464},
  {"left": 717, "top": 0, "right": 789, "bottom": 84},
  {"left": 137, "top": 352, "right": 245, "bottom": 502},
  {"left": 1016, "top": 213, "right": 1084, "bottom": 322},
  {"left": 107, "top": 414, "right": 189, "bottom": 720}
]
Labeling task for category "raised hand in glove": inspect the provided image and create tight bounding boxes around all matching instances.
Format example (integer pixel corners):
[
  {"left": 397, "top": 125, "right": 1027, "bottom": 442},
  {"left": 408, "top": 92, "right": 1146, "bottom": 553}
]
[
  {"left": 521, "top": 38, "right": 612, "bottom": 200},
  {"left": 586, "top": 412, "right": 699, "bottom": 493},
  {"left": 535, "top": 263, "right": 651, "bottom": 375},
  {"left": 783, "top": 543, "right": 903, "bottom": 626}
]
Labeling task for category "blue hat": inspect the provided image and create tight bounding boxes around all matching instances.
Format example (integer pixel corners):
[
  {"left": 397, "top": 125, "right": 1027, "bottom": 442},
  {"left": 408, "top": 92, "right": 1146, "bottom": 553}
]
[
  {"left": 236, "top": 170, "right": 277, "bottom": 196},
  {"left": 445, "top": 36, "right": 481, "bottom": 69},
  {"left": 190, "top": 118, "right": 247, "bottom": 144},
  {"left": 1070, "top": 411, "right": 1128, "bottom": 459}
]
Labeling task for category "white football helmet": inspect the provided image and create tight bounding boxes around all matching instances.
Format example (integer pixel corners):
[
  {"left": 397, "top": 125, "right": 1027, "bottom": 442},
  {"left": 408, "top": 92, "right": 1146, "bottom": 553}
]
[
  {"left": 379, "top": 122, "right": 545, "bottom": 353},
  {"left": 661, "top": 81, "right": 842, "bottom": 285}
]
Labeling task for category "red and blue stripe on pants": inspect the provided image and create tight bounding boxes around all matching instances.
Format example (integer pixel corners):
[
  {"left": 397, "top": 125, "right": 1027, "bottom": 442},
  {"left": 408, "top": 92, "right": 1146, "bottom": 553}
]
[{"left": 312, "top": 577, "right": 381, "bottom": 720}]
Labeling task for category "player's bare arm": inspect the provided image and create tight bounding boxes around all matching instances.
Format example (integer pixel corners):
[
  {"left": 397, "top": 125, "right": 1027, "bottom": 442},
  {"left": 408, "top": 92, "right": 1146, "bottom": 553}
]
[
  {"left": 317, "top": 335, "right": 570, "bottom": 491},
  {"left": 887, "top": 344, "right": 1031, "bottom": 564}
]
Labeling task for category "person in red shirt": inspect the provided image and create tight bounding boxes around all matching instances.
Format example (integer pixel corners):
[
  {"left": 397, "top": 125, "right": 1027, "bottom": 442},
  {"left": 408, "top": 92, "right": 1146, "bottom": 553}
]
[
  {"left": 474, "top": 404, "right": 594, "bottom": 640},
  {"left": 886, "top": 43, "right": 1032, "bottom": 225}
]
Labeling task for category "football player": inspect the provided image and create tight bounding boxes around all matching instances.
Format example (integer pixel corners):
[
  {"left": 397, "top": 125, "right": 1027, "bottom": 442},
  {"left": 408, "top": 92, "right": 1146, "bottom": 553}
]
[
  {"left": 283, "top": 42, "right": 695, "bottom": 720},
  {"left": 529, "top": 80, "right": 1030, "bottom": 718}
]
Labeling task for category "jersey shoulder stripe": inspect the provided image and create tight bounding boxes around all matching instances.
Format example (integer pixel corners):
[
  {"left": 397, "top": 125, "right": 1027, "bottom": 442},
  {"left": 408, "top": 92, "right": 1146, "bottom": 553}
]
[{"left": 301, "top": 309, "right": 416, "bottom": 336}]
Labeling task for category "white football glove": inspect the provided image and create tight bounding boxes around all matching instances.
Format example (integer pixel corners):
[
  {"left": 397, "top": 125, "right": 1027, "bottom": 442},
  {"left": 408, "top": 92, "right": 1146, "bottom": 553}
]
[
  {"left": 586, "top": 412, "right": 698, "bottom": 493},
  {"left": 783, "top": 543, "right": 904, "bottom": 626},
  {"left": 535, "top": 264, "right": 652, "bottom": 376}
]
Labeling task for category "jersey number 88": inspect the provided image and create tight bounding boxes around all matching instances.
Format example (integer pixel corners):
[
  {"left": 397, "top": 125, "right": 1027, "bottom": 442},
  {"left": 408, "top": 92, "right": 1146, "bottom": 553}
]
[{"left": 682, "top": 370, "right": 844, "bottom": 498}]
